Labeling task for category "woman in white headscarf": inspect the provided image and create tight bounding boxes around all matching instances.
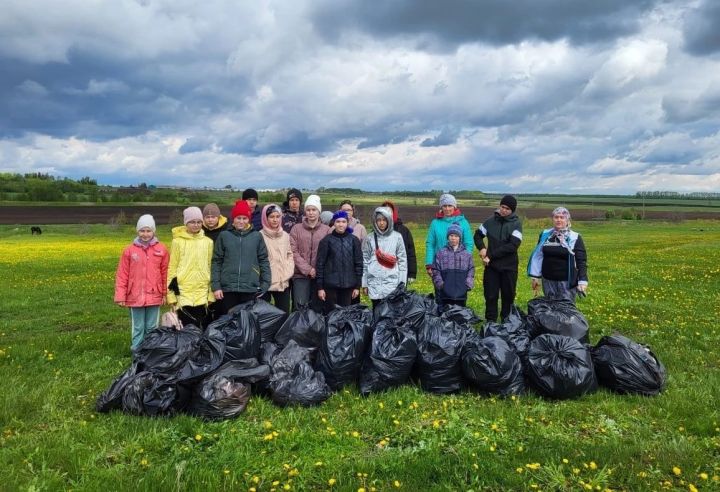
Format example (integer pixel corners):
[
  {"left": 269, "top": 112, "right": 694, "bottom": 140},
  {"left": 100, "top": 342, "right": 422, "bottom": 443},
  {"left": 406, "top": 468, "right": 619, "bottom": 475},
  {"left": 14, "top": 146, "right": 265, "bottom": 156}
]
[{"left": 527, "top": 207, "right": 588, "bottom": 302}]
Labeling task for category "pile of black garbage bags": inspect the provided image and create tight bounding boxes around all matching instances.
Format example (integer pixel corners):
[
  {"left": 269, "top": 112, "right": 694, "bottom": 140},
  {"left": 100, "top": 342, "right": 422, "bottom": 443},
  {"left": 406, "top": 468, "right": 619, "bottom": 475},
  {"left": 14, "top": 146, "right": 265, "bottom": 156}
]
[{"left": 97, "top": 286, "right": 666, "bottom": 420}]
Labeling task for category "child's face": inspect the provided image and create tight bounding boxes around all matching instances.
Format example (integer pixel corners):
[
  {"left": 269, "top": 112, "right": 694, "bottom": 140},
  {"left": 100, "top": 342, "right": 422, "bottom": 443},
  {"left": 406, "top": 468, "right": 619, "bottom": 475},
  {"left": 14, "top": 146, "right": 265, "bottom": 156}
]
[
  {"left": 334, "top": 218, "right": 348, "bottom": 234},
  {"left": 138, "top": 227, "right": 154, "bottom": 242},
  {"left": 186, "top": 220, "right": 203, "bottom": 234},
  {"left": 233, "top": 215, "right": 250, "bottom": 230},
  {"left": 204, "top": 214, "right": 219, "bottom": 228},
  {"left": 246, "top": 198, "right": 258, "bottom": 208},
  {"left": 340, "top": 204, "right": 354, "bottom": 218},
  {"left": 305, "top": 206, "right": 319, "bottom": 222},
  {"left": 268, "top": 211, "right": 281, "bottom": 229},
  {"left": 448, "top": 233, "right": 460, "bottom": 247},
  {"left": 289, "top": 197, "right": 300, "bottom": 211},
  {"left": 376, "top": 215, "right": 388, "bottom": 232}
]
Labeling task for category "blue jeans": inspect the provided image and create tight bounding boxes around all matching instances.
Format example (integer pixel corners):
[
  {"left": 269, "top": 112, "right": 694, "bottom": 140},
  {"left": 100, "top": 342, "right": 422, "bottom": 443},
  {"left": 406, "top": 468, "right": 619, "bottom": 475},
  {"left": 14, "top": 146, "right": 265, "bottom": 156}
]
[{"left": 130, "top": 306, "right": 161, "bottom": 350}]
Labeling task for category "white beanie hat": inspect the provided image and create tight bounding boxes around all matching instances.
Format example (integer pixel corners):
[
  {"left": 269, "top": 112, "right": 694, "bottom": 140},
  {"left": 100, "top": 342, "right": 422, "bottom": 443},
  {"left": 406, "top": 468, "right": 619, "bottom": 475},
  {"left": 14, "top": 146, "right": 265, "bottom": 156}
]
[
  {"left": 136, "top": 214, "right": 156, "bottom": 232},
  {"left": 304, "top": 194, "right": 322, "bottom": 213},
  {"left": 439, "top": 193, "right": 457, "bottom": 207},
  {"left": 183, "top": 206, "right": 203, "bottom": 224}
]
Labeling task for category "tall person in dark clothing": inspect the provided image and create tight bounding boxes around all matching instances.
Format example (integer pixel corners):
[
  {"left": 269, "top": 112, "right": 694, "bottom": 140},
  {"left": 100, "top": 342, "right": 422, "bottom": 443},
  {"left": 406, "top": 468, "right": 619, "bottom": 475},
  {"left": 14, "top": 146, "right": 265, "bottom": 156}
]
[
  {"left": 282, "top": 188, "right": 304, "bottom": 233},
  {"left": 242, "top": 188, "right": 263, "bottom": 231},
  {"left": 381, "top": 200, "right": 417, "bottom": 284},
  {"left": 316, "top": 211, "right": 363, "bottom": 313},
  {"left": 474, "top": 195, "right": 522, "bottom": 322}
]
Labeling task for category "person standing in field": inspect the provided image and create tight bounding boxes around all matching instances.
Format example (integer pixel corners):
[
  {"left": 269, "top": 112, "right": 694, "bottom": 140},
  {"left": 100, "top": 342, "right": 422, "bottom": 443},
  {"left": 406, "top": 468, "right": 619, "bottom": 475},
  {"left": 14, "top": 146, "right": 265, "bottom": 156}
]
[
  {"left": 316, "top": 210, "right": 363, "bottom": 313},
  {"left": 425, "top": 194, "right": 473, "bottom": 303},
  {"left": 167, "top": 207, "right": 215, "bottom": 329},
  {"left": 114, "top": 214, "right": 169, "bottom": 350},
  {"left": 381, "top": 200, "right": 417, "bottom": 284},
  {"left": 242, "top": 188, "right": 263, "bottom": 231},
  {"left": 362, "top": 206, "right": 407, "bottom": 308},
  {"left": 282, "top": 188, "right": 304, "bottom": 233},
  {"left": 259, "top": 203, "right": 294, "bottom": 314},
  {"left": 338, "top": 199, "right": 368, "bottom": 243},
  {"left": 289, "top": 194, "right": 331, "bottom": 311},
  {"left": 211, "top": 200, "right": 271, "bottom": 315},
  {"left": 474, "top": 195, "right": 523, "bottom": 322},
  {"left": 527, "top": 206, "right": 588, "bottom": 302},
  {"left": 431, "top": 223, "right": 474, "bottom": 309},
  {"left": 201, "top": 203, "right": 228, "bottom": 242}
]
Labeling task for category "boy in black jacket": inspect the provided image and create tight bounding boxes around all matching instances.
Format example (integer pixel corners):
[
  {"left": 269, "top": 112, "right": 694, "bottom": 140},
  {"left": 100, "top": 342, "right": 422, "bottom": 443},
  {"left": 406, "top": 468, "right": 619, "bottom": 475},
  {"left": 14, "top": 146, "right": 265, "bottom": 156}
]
[
  {"left": 316, "top": 211, "right": 363, "bottom": 313},
  {"left": 474, "top": 195, "right": 522, "bottom": 322}
]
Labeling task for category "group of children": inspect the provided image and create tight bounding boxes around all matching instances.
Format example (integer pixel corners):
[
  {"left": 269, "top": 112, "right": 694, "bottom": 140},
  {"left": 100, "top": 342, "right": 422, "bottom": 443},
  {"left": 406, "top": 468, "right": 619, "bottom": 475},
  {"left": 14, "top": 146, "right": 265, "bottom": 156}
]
[{"left": 116, "top": 189, "right": 462, "bottom": 350}]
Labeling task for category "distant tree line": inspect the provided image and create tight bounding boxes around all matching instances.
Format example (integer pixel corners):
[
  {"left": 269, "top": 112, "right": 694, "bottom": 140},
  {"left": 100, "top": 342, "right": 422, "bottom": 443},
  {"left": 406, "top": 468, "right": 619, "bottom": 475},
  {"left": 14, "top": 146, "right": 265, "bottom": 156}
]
[{"left": 635, "top": 191, "right": 720, "bottom": 199}]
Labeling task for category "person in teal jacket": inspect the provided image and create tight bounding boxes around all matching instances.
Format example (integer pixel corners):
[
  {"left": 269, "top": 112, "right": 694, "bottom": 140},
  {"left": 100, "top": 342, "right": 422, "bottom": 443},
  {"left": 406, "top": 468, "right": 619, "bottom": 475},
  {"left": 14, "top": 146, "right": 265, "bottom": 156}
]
[
  {"left": 211, "top": 199, "right": 271, "bottom": 315},
  {"left": 425, "top": 193, "right": 473, "bottom": 278}
]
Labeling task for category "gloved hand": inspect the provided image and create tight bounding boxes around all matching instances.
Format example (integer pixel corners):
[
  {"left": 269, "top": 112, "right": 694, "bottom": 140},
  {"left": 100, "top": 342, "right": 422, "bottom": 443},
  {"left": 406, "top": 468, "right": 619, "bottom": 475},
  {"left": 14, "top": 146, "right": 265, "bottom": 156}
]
[{"left": 407, "top": 277, "right": 416, "bottom": 284}]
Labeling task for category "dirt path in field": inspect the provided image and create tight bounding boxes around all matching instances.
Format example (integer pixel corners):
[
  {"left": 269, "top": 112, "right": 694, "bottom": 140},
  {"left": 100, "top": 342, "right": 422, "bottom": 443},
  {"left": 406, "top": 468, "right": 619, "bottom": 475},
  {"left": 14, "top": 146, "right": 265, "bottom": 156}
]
[{"left": 2, "top": 204, "right": 720, "bottom": 225}]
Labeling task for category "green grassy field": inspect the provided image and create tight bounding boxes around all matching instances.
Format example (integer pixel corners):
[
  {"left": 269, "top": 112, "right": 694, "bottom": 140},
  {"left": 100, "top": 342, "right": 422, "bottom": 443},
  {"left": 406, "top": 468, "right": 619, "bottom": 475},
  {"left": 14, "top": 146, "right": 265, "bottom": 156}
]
[{"left": 1, "top": 221, "right": 719, "bottom": 491}]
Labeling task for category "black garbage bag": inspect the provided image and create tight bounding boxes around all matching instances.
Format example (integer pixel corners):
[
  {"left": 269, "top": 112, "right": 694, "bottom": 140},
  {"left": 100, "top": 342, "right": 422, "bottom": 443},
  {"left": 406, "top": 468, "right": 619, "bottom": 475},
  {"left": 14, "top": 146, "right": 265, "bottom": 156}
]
[
  {"left": 209, "top": 311, "right": 261, "bottom": 362},
  {"left": 271, "top": 361, "right": 332, "bottom": 407},
  {"left": 121, "top": 371, "right": 184, "bottom": 416},
  {"left": 259, "top": 341, "right": 282, "bottom": 365},
  {"left": 422, "top": 293, "right": 438, "bottom": 316},
  {"left": 173, "top": 323, "right": 226, "bottom": 382},
  {"left": 527, "top": 334, "right": 597, "bottom": 399},
  {"left": 416, "top": 314, "right": 466, "bottom": 394},
  {"left": 188, "top": 359, "right": 270, "bottom": 420},
  {"left": 373, "top": 284, "right": 427, "bottom": 329},
  {"left": 96, "top": 363, "right": 139, "bottom": 412},
  {"left": 483, "top": 305, "right": 531, "bottom": 360},
  {"left": 133, "top": 325, "right": 204, "bottom": 375},
  {"left": 270, "top": 340, "right": 316, "bottom": 380},
  {"left": 591, "top": 334, "right": 666, "bottom": 396},
  {"left": 274, "top": 306, "right": 326, "bottom": 348},
  {"left": 527, "top": 297, "right": 590, "bottom": 343},
  {"left": 231, "top": 299, "right": 287, "bottom": 343},
  {"left": 316, "top": 304, "right": 373, "bottom": 390},
  {"left": 359, "top": 318, "right": 417, "bottom": 395},
  {"left": 462, "top": 333, "right": 524, "bottom": 396},
  {"left": 440, "top": 304, "right": 482, "bottom": 328}
]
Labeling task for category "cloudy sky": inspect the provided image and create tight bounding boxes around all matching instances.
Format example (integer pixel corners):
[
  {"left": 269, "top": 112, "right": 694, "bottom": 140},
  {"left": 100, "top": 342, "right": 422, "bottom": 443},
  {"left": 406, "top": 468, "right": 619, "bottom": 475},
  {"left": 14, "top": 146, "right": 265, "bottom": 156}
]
[{"left": 1, "top": 0, "right": 719, "bottom": 193}]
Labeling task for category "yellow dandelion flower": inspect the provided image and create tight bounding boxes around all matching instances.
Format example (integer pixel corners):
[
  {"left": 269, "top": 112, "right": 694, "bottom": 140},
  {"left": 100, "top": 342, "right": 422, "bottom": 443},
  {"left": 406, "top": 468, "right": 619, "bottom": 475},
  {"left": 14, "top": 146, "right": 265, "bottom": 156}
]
[
  {"left": 224, "top": 470, "right": 230, "bottom": 475},
  {"left": 328, "top": 478, "right": 336, "bottom": 486},
  {"left": 688, "top": 485, "right": 698, "bottom": 492},
  {"left": 283, "top": 484, "right": 291, "bottom": 490},
  {"left": 263, "top": 433, "right": 274, "bottom": 441},
  {"left": 393, "top": 420, "right": 400, "bottom": 425},
  {"left": 516, "top": 467, "right": 523, "bottom": 473},
  {"left": 393, "top": 480, "right": 401, "bottom": 488},
  {"left": 263, "top": 421, "right": 273, "bottom": 429},
  {"left": 314, "top": 461, "right": 323, "bottom": 467},
  {"left": 252, "top": 476, "right": 260, "bottom": 483},
  {"left": 673, "top": 466, "right": 682, "bottom": 476},
  {"left": 272, "top": 481, "right": 280, "bottom": 486},
  {"left": 249, "top": 488, "right": 256, "bottom": 492},
  {"left": 378, "top": 402, "right": 384, "bottom": 409},
  {"left": 433, "top": 420, "right": 440, "bottom": 428},
  {"left": 472, "top": 463, "right": 479, "bottom": 470},
  {"left": 491, "top": 423, "right": 498, "bottom": 431},
  {"left": 589, "top": 461, "right": 598, "bottom": 470},
  {"left": 352, "top": 431, "right": 360, "bottom": 438},
  {"left": 699, "top": 473, "right": 708, "bottom": 480},
  {"left": 562, "top": 458, "right": 569, "bottom": 464},
  {"left": 140, "top": 458, "right": 149, "bottom": 466},
  {"left": 195, "top": 434, "right": 202, "bottom": 441},
  {"left": 358, "top": 488, "right": 366, "bottom": 492}
]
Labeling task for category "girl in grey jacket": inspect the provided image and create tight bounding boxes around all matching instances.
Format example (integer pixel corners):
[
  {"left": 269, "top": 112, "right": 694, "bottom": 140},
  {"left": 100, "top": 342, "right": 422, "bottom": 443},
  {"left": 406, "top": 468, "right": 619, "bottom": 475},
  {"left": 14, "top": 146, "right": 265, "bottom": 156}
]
[{"left": 362, "top": 206, "right": 407, "bottom": 307}]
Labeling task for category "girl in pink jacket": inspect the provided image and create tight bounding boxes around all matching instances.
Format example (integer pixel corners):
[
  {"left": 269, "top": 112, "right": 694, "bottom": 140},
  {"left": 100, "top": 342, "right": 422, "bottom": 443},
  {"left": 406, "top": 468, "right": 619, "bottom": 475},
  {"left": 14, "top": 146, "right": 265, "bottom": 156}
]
[{"left": 114, "top": 214, "right": 169, "bottom": 350}]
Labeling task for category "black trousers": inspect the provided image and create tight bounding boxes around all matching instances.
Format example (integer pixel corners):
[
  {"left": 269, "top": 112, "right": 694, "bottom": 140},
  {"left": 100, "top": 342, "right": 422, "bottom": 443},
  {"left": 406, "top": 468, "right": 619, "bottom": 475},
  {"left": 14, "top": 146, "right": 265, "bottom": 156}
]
[
  {"left": 262, "top": 288, "right": 291, "bottom": 314},
  {"left": 322, "top": 287, "right": 354, "bottom": 314},
  {"left": 483, "top": 266, "right": 517, "bottom": 322},
  {"left": 220, "top": 292, "right": 257, "bottom": 316},
  {"left": 291, "top": 278, "right": 321, "bottom": 312}
]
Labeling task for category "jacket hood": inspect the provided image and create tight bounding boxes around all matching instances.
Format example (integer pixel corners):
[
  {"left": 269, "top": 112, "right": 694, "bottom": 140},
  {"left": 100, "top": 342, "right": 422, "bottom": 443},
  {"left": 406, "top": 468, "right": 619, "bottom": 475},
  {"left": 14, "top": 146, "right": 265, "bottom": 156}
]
[
  {"left": 261, "top": 204, "right": 284, "bottom": 234},
  {"left": 172, "top": 225, "right": 207, "bottom": 240},
  {"left": 494, "top": 210, "right": 520, "bottom": 224},
  {"left": 229, "top": 224, "right": 254, "bottom": 236},
  {"left": 435, "top": 208, "right": 463, "bottom": 219},
  {"left": 372, "top": 206, "right": 395, "bottom": 236},
  {"left": 381, "top": 200, "right": 399, "bottom": 223}
]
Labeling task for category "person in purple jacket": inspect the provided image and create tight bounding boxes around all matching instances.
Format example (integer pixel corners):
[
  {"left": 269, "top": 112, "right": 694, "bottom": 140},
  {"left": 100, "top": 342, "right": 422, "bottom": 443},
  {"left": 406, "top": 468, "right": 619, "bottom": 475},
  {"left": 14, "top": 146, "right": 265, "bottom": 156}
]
[{"left": 431, "top": 223, "right": 475, "bottom": 310}]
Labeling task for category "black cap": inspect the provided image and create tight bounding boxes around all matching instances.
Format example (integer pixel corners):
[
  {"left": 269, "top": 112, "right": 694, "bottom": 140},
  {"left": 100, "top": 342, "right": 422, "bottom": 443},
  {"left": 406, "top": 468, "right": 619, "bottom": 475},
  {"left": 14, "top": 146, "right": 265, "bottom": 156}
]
[
  {"left": 286, "top": 188, "right": 302, "bottom": 202},
  {"left": 500, "top": 194, "right": 517, "bottom": 212},
  {"left": 242, "top": 188, "right": 259, "bottom": 200}
]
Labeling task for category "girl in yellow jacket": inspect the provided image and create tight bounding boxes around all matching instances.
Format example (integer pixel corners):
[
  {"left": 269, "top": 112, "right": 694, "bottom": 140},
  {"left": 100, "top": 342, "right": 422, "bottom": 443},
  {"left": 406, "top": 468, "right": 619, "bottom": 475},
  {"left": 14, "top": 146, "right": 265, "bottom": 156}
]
[{"left": 167, "top": 207, "right": 215, "bottom": 328}]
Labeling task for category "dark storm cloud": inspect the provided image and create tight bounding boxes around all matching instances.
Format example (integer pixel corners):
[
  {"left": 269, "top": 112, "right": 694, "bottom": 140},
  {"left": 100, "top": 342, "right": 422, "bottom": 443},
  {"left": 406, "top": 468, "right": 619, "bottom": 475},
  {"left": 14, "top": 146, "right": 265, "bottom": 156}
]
[
  {"left": 683, "top": 0, "right": 720, "bottom": 55},
  {"left": 311, "top": 0, "right": 657, "bottom": 49},
  {"left": 420, "top": 126, "right": 461, "bottom": 147}
]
